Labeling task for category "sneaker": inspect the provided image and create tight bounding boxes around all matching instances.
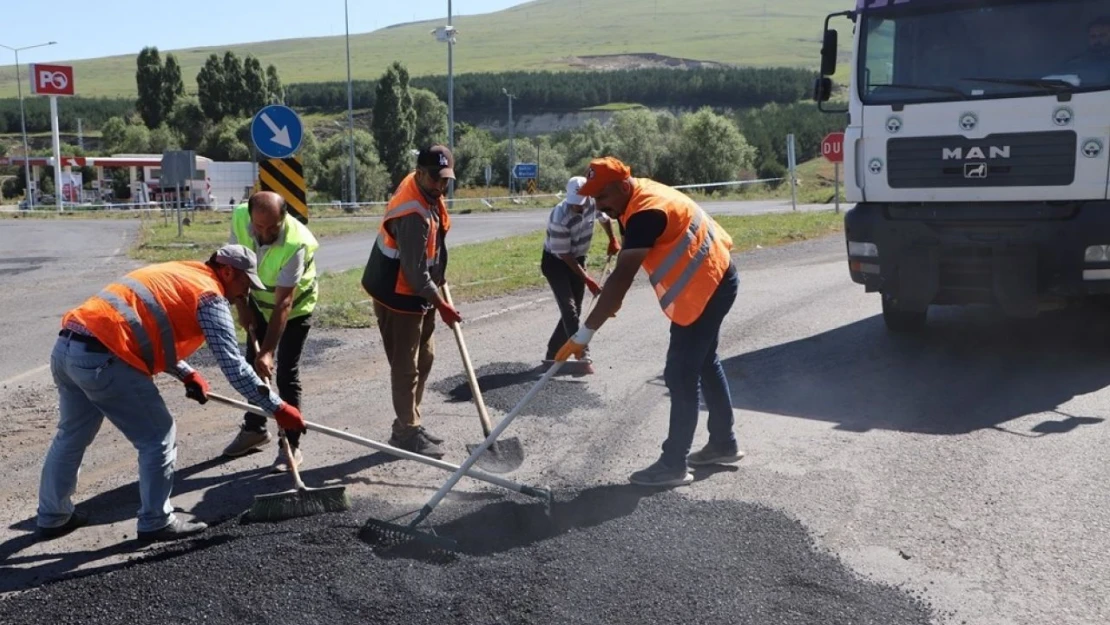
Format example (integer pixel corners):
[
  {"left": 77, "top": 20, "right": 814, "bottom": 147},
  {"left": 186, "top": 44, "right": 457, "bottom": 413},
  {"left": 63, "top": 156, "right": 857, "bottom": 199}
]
[
  {"left": 137, "top": 518, "right": 208, "bottom": 543},
  {"left": 420, "top": 427, "right": 445, "bottom": 445},
  {"left": 389, "top": 428, "right": 445, "bottom": 458},
  {"left": 629, "top": 458, "right": 693, "bottom": 487},
  {"left": 270, "top": 444, "right": 304, "bottom": 473},
  {"left": 222, "top": 427, "right": 272, "bottom": 458},
  {"left": 36, "top": 510, "right": 88, "bottom": 541},
  {"left": 687, "top": 442, "right": 746, "bottom": 467}
]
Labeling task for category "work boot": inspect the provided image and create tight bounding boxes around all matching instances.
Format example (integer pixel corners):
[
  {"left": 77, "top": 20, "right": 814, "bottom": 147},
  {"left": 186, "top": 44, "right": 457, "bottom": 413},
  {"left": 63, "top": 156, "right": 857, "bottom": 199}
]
[
  {"left": 687, "top": 442, "right": 745, "bottom": 467},
  {"left": 222, "top": 426, "right": 272, "bottom": 458},
  {"left": 629, "top": 458, "right": 693, "bottom": 487},
  {"left": 36, "top": 510, "right": 88, "bottom": 541},
  {"left": 137, "top": 518, "right": 208, "bottom": 543},
  {"left": 389, "top": 427, "right": 445, "bottom": 458},
  {"left": 270, "top": 444, "right": 304, "bottom": 474}
]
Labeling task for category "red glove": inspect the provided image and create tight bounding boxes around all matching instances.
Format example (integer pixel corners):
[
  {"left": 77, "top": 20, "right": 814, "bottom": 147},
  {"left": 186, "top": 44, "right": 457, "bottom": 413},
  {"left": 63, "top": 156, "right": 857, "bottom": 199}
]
[
  {"left": 182, "top": 371, "right": 210, "bottom": 404},
  {"left": 437, "top": 301, "right": 463, "bottom": 327},
  {"left": 584, "top": 275, "right": 602, "bottom": 296},
  {"left": 274, "top": 402, "right": 306, "bottom": 433},
  {"left": 608, "top": 239, "right": 621, "bottom": 257}
]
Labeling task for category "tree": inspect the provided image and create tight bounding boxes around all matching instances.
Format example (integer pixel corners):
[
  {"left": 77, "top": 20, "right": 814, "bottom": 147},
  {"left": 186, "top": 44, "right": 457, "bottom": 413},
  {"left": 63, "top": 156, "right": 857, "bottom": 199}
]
[
  {"left": 196, "top": 54, "right": 227, "bottom": 122},
  {"left": 168, "top": 97, "right": 209, "bottom": 150},
  {"left": 199, "top": 119, "right": 250, "bottom": 161},
  {"left": 242, "top": 55, "right": 267, "bottom": 116},
  {"left": 371, "top": 62, "right": 417, "bottom": 189},
  {"left": 266, "top": 64, "right": 284, "bottom": 104},
  {"left": 149, "top": 124, "right": 182, "bottom": 153},
  {"left": 222, "top": 52, "right": 246, "bottom": 117},
  {"left": 411, "top": 88, "right": 447, "bottom": 149},
  {"left": 610, "top": 109, "right": 667, "bottom": 178},
  {"left": 673, "top": 107, "right": 756, "bottom": 189},
  {"left": 161, "top": 54, "right": 185, "bottom": 118},
  {"left": 100, "top": 117, "right": 128, "bottom": 153},
  {"left": 318, "top": 130, "right": 390, "bottom": 201},
  {"left": 135, "top": 47, "right": 166, "bottom": 129}
]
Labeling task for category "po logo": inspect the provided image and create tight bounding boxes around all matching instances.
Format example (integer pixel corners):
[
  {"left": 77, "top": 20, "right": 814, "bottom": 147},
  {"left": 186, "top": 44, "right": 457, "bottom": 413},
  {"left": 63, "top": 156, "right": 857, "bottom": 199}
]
[{"left": 39, "top": 70, "right": 68, "bottom": 91}]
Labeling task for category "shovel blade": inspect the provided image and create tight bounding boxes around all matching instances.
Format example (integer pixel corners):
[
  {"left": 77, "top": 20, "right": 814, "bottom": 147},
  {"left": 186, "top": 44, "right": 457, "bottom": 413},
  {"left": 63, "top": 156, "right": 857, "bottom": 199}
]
[{"left": 465, "top": 437, "right": 525, "bottom": 474}]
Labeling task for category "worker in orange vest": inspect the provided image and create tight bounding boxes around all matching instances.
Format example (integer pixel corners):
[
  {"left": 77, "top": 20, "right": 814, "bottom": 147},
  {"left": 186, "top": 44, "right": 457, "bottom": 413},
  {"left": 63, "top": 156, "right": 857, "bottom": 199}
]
[
  {"left": 361, "top": 145, "right": 461, "bottom": 459},
  {"left": 36, "top": 244, "right": 306, "bottom": 542},
  {"left": 558, "top": 157, "right": 743, "bottom": 487}
]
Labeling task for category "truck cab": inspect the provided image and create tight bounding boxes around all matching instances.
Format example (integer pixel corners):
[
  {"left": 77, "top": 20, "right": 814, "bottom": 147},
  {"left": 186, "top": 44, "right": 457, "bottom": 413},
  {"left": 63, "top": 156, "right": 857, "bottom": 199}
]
[{"left": 815, "top": 0, "right": 1110, "bottom": 331}]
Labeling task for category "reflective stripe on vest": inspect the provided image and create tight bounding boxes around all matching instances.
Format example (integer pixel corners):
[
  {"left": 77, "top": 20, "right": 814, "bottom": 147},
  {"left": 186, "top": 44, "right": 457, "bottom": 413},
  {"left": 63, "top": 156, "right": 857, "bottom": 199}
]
[
  {"left": 232, "top": 204, "right": 319, "bottom": 319},
  {"left": 649, "top": 207, "right": 717, "bottom": 311},
  {"left": 93, "top": 278, "right": 178, "bottom": 373}
]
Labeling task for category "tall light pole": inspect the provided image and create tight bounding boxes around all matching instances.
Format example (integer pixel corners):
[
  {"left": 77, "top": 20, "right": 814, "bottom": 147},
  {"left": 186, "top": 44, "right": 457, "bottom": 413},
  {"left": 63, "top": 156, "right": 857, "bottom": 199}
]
[
  {"left": 343, "top": 0, "right": 357, "bottom": 207},
  {"left": 432, "top": 4, "right": 457, "bottom": 201},
  {"left": 502, "top": 88, "right": 516, "bottom": 195},
  {"left": 1, "top": 40, "right": 56, "bottom": 210}
]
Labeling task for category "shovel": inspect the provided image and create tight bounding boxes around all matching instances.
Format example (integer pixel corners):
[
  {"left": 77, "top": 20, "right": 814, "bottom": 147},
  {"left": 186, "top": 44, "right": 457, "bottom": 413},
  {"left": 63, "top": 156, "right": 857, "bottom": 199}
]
[{"left": 440, "top": 283, "right": 525, "bottom": 474}]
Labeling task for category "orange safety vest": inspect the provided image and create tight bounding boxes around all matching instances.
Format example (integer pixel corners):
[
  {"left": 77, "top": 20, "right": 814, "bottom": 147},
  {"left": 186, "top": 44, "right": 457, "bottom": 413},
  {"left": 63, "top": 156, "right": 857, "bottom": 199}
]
[
  {"left": 361, "top": 172, "right": 451, "bottom": 313},
  {"left": 62, "top": 261, "right": 226, "bottom": 376},
  {"left": 619, "top": 178, "right": 734, "bottom": 326}
]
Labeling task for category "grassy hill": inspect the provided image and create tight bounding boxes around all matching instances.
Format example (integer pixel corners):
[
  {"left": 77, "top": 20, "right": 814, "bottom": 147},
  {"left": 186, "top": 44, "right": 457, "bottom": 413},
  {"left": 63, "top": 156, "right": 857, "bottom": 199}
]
[{"left": 0, "top": 0, "right": 850, "bottom": 98}]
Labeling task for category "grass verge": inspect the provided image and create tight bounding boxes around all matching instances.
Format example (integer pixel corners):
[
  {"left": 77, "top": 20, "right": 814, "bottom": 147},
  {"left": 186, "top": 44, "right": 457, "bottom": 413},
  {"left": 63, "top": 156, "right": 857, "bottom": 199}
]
[{"left": 314, "top": 210, "right": 845, "bottom": 329}]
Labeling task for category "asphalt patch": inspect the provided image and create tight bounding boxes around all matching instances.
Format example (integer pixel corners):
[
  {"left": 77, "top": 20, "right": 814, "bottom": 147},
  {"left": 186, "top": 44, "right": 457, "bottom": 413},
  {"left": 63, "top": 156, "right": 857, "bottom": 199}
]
[
  {"left": 431, "top": 361, "right": 605, "bottom": 420},
  {"left": 0, "top": 490, "right": 936, "bottom": 625}
]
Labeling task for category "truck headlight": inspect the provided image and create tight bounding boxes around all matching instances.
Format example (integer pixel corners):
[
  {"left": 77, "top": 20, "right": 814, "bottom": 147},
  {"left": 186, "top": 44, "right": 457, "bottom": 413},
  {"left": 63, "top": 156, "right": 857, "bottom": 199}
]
[
  {"left": 1085, "top": 245, "right": 1110, "bottom": 263},
  {"left": 848, "top": 241, "right": 879, "bottom": 257}
]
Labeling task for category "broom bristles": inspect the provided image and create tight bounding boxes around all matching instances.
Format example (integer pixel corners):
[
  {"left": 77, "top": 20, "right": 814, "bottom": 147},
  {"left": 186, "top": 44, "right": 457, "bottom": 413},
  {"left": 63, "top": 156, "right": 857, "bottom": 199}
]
[{"left": 248, "top": 486, "right": 351, "bottom": 523}]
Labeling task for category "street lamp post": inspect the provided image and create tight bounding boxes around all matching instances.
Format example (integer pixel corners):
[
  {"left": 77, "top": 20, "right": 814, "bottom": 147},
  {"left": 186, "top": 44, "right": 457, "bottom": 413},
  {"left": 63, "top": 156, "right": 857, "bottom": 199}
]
[
  {"left": 432, "top": 4, "right": 457, "bottom": 202},
  {"left": 502, "top": 88, "right": 516, "bottom": 195},
  {"left": 1, "top": 40, "right": 56, "bottom": 210},
  {"left": 343, "top": 0, "right": 357, "bottom": 208}
]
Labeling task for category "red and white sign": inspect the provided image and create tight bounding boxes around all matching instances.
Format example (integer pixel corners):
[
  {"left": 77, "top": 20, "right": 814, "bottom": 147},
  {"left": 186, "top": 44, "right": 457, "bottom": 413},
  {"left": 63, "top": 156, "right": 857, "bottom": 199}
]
[
  {"left": 821, "top": 132, "right": 845, "bottom": 164},
  {"left": 30, "top": 64, "right": 75, "bottom": 96}
]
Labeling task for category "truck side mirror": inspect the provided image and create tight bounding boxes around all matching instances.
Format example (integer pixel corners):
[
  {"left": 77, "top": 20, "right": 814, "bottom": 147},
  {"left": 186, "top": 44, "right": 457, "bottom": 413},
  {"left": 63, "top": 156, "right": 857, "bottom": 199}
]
[
  {"left": 813, "top": 77, "right": 833, "bottom": 103},
  {"left": 820, "top": 29, "right": 838, "bottom": 76}
]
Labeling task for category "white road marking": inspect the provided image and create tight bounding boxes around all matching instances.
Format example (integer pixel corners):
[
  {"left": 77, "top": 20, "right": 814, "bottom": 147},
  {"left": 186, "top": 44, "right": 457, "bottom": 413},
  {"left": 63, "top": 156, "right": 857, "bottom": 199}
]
[{"left": 1, "top": 364, "right": 49, "bottom": 387}]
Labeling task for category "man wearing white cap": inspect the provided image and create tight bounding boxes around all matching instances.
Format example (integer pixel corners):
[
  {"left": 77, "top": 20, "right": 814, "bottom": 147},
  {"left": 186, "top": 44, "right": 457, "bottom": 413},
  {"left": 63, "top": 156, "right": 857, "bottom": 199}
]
[
  {"left": 540, "top": 176, "right": 620, "bottom": 370},
  {"left": 35, "top": 244, "right": 306, "bottom": 543}
]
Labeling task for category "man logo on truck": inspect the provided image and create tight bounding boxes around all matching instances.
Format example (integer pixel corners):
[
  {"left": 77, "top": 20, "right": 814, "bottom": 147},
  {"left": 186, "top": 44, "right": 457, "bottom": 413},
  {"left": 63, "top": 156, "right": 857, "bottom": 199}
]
[
  {"left": 963, "top": 163, "right": 988, "bottom": 178},
  {"left": 942, "top": 146, "right": 1011, "bottom": 160}
]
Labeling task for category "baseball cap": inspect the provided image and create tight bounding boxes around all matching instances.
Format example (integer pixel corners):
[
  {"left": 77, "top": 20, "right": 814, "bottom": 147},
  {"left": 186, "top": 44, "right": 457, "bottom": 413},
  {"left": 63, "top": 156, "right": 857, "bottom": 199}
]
[
  {"left": 565, "top": 176, "right": 588, "bottom": 205},
  {"left": 416, "top": 145, "right": 456, "bottom": 180},
  {"left": 577, "top": 157, "right": 632, "bottom": 198},
  {"left": 214, "top": 244, "right": 266, "bottom": 291}
]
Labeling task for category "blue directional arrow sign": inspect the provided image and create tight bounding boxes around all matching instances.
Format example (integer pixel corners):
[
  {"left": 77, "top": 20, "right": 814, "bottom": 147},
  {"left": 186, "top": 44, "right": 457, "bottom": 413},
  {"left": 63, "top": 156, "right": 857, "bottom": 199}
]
[
  {"left": 513, "top": 163, "right": 538, "bottom": 179},
  {"left": 250, "top": 104, "right": 303, "bottom": 159}
]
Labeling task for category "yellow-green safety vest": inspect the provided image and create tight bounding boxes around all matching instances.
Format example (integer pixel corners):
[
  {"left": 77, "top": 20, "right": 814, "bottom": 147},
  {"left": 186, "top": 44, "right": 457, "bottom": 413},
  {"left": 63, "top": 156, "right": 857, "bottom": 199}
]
[{"left": 232, "top": 203, "right": 319, "bottom": 320}]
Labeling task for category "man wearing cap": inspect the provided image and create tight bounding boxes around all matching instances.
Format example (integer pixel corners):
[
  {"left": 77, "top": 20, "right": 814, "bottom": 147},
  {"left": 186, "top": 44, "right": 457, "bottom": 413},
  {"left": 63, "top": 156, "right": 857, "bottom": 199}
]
[
  {"left": 557, "top": 157, "right": 742, "bottom": 487},
  {"left": 540, "top": 175, "right": 620, "bottom": 370},
  {"left": 36, "top": 244, "right": 307, "bottom": 542},
  {"left": 221, "top": 190, "right": 319, "bottom": 473},
  {"left": 361, "top": 145, "right": 461, "bottom": 458}
]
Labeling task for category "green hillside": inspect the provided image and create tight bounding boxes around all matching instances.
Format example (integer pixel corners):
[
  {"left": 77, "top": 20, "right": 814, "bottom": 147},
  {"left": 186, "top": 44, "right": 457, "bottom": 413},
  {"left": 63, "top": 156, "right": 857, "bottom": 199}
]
[{"left": 0, "top": 0, "right": 850, "bottom": 98}]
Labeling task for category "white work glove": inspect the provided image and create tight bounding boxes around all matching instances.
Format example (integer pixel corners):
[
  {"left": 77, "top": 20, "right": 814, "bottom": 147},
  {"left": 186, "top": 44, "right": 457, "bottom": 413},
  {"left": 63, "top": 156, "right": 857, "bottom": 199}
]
[{"left": 556, "top": 327, "right": 594, "bottom": 362}]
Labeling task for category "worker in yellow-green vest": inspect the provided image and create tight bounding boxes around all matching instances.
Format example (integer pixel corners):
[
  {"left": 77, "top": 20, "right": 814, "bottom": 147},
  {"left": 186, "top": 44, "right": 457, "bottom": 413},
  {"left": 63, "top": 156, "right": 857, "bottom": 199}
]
[{"left": 222, "top": 191, "right": 319, "bottom": 472}]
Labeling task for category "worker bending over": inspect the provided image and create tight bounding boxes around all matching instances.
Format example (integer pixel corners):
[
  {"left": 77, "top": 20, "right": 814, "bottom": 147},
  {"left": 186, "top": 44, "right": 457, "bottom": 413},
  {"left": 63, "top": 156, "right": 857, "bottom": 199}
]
[
  {"left": 558, "top": 157, "right": 743, "bottom": 487},
  {"left": 36, "top": 245, "right": 306, "bottom": 542}
]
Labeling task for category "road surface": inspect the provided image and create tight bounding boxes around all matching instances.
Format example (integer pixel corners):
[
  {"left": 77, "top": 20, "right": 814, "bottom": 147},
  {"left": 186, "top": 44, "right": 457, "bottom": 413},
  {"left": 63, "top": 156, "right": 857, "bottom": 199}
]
[{"left": 1, "top": 233, "right": 1106, "bottom": 625}]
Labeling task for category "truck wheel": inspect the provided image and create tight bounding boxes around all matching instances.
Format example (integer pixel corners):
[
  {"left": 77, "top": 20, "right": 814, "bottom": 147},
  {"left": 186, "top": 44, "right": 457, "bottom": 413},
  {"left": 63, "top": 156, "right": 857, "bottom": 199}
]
[{"left": 882, "top": 294, "right": 927, "bottom": 333}]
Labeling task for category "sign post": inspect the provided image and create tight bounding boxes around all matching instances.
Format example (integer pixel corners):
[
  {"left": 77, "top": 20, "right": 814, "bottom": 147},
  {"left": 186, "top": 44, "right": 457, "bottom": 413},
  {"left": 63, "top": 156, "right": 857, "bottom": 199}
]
[
  {"left": 250, "top": 105, "right": 309, "bottom": 222},
  {"left": 821, "top": 131, "right": 845, "bottom": 213},
  {"left": 30, "top": 63, "right": 75, "bottom": 212},
  {"left": 786, "top": 134, "right": 797, "bottom": 211}
]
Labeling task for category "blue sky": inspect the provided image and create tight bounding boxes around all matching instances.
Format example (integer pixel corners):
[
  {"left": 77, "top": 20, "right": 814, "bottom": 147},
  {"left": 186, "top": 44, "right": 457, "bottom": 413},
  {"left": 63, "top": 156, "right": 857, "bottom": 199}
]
[{"left": 0, "top": 0, "right": 526, "bottom": 65}]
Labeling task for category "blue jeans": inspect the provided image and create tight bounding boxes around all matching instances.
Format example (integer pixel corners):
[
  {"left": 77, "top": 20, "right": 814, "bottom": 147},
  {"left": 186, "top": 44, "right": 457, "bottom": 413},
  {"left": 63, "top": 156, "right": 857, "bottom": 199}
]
[
  {"left": 660, "top": 265, "right": 740, "bottom": 468},
  {"left": 38, "top": 336, "right": 178, "bottom": 533}
]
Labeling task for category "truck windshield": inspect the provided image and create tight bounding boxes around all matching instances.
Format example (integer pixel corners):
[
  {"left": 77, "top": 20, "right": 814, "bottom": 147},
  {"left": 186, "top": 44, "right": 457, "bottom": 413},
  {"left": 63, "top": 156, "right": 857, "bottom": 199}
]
[{"left": 859, "top": 0, "right": 1110, "bottom": 104}]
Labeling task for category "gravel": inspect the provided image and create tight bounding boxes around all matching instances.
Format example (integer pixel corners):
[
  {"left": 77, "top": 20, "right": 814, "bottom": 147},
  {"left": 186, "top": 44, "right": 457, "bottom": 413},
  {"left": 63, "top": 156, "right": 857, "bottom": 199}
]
[
  {"left": 431, "top": 360, "right": 605, "bottom": 420},
  {"left": 0, "top": 489, "right": 936, "bottom": 625}
]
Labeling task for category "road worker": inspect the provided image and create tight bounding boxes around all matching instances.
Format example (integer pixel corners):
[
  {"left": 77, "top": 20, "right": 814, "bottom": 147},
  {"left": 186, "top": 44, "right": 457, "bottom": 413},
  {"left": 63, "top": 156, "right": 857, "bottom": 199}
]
[
  {"left": 361, "top": 145, "right": 461, "bottom": 459},
  {"left": 222, "top": 191, "right": 319, "bottom": 473},
  {"left": 37, "top": 244, "right": 306, "bottom": 542},
  {"left": 558, "top": 157, "right": 743, "bottom": 487},
  {"left": 540, "top": 175, "right": 619, "bottom": 371}
]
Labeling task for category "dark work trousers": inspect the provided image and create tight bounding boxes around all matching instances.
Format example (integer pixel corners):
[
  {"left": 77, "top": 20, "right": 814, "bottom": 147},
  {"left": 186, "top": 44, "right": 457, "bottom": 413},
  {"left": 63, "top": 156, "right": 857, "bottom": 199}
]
[
  {"left": 660, "top": 263, "right": 740, "bottom": 468},
  {"left": 243, "top": 301, "right": 312, "bottom": 448},
  {"left": 541, "top": 250, "right": 588, "bottom": 361}
]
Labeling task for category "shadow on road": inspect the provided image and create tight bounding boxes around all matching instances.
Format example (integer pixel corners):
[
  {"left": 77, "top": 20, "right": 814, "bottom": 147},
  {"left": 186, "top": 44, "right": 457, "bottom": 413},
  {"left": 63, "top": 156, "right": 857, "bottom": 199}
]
[
  {"left": 0, "top": 449, "right": 403, "bottom": 595},
  {"left": 723, "top": 307, "right": 1110, "bottom": 435}
]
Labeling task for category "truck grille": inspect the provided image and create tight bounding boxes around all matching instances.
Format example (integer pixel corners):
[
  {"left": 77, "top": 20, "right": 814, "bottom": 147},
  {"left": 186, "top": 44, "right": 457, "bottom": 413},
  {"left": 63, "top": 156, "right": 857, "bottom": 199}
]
[{"left": 887, "top": 131, "right": 1076, "bottom": 189}]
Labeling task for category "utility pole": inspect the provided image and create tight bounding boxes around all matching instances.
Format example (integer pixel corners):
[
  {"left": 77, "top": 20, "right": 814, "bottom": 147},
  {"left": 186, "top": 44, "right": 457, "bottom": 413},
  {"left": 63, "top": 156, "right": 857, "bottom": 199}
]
[
  {"left": 1, "top": 40, "right": 57, "bottom": 210},
  {"left": 447, "top": 0, "right": 455, "bottom": 201},
  {"left": 344, "top": 0, "right": 357, "bottom": 207},
  {"left": 503, "top": 88, "right": 515, "bottom": 195}
]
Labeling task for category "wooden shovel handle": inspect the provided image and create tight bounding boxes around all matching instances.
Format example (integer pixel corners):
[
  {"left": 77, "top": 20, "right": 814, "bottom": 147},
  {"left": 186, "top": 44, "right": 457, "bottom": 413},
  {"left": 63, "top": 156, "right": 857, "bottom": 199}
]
[{"left": 441, "top": 283, "right": 495, "bottom": 436}]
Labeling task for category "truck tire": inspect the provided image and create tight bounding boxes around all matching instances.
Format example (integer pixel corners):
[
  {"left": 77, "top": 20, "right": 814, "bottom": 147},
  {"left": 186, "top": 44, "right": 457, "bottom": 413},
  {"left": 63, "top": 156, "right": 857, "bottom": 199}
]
[{"left": 881, "top": 293, "right": 927, "bottom": 333}]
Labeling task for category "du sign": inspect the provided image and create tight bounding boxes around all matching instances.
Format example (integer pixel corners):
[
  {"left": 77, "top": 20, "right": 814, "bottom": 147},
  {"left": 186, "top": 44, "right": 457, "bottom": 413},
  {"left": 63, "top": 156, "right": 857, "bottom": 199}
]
[
  {"left": 250, "top": 104, "right": 304, "bottom": 160},
  {"left": 821, "top": 132, "right": 845, "bottom": 164},
  {"left": 30, "top": 64, "right": 75, "bottom": 96}
]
